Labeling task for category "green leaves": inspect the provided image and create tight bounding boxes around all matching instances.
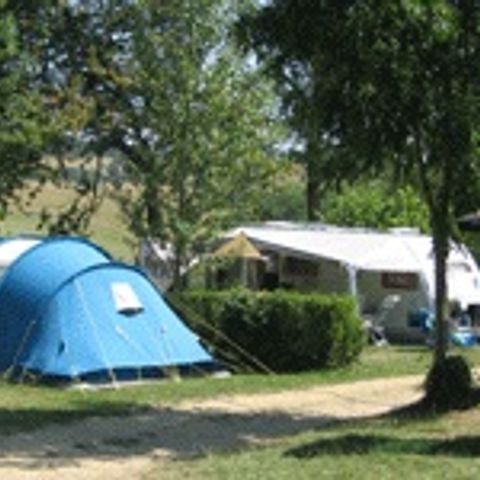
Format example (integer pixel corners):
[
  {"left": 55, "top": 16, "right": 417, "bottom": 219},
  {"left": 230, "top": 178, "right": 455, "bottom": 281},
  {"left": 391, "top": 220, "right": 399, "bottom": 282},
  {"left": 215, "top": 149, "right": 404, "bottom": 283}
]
[
  {"left": 114, "top": 0, "right": 285, "bottom": 284},
  {"left": 245, "top": 0, "right": 480, "bottom": 362},
  {"left": 322, "top": 180, "right": 430, "bottom": 232},
  {"left": 0, "top": 5, "right": 44, "bottom": 211}
]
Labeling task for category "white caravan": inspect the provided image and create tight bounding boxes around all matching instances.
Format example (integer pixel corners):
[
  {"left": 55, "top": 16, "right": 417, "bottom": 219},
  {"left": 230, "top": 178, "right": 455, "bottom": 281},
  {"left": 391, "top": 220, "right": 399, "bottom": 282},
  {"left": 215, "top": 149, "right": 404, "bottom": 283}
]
[{"left": 222, "top": 222, "right": 480, "bottom": 343}]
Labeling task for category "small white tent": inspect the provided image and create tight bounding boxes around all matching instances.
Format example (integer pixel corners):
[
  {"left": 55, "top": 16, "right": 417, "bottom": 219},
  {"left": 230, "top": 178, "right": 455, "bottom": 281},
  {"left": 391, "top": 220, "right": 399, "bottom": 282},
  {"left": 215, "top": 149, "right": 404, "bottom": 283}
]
[
  {"left": 0, "top": 237, "right": 40, "bottom": 280},
  {"left": 223, "top": 222, "right": 480, "bottom": 342}
]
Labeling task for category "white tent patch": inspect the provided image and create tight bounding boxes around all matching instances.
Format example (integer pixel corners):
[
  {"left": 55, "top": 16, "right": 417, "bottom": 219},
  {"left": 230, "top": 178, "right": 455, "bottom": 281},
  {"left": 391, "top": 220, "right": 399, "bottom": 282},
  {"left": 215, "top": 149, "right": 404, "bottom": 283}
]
[
  {"left": 0, "top": 238, "right": 40, "bottom": 269},
  {"left": 111, "top": 282, "right": 143, "bottom": 313}
]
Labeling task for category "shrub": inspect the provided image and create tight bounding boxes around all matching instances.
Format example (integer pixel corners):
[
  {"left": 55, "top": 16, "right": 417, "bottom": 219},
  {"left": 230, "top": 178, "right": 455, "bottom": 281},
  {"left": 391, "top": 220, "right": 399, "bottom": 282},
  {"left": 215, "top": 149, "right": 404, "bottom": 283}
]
[
  {"left": 171, "top": 289, "right": 364, "bottom": 373},
  {"left": 424, "top": 355, "right": 473, "bottom": 411}
]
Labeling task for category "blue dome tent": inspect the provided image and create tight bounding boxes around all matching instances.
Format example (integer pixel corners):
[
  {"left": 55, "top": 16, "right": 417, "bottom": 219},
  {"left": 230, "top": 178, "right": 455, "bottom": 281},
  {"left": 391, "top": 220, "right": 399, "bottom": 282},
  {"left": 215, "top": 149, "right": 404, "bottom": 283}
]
[{"left": 0, "top": 237, "right": 213, "bottom": 382}]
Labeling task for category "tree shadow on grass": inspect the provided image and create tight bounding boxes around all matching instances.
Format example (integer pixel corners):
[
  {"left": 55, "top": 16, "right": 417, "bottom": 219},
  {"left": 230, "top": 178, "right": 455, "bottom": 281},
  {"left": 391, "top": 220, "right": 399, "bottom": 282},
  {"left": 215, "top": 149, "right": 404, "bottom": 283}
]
[
  {"left": 0, "top": 402, "right": 340, "bottom": 471},
  {"left": 391, "top": 384, "right": 480, "bottom": 417},
  {"left": 285, "top": 433, "right": 480, "bottom": 459},
  {"left": 285, "top": 386, "right": 480, "bottom": 461},
  {"left": 0, "top": 399, "right": 146, "bottom": 436}
]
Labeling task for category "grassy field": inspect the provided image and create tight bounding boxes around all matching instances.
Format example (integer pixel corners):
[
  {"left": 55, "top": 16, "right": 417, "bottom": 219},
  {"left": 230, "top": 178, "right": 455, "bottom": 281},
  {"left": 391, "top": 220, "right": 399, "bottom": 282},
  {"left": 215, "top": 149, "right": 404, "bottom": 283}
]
[
  {"left": 1, "top": 346, "right": 480, "bottom": 436},
  {"left": 145, "top": 407, "right": 480, "bottom": 480},
  {"left": 139, "top": 348, "right": 480, "bottom": 480},
  {"left": 0, "top": 183, "right": 136, "bottom": 261}
]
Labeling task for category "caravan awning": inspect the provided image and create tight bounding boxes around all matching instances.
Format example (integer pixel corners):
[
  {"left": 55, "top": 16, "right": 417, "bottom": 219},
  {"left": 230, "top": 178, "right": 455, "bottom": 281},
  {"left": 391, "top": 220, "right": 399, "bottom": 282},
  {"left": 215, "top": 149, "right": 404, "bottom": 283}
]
[
  {"left": 229, "top": 224, "right": 425, "bottom": 273},
  {"left": 222, "top": 223, "right": 480, "bottom": 309}
]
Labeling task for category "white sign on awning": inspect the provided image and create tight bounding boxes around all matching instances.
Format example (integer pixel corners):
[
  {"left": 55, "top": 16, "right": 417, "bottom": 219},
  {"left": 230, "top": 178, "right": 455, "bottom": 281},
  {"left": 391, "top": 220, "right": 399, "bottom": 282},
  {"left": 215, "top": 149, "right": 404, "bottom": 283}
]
[{"left": 111, "top": 282, "right": 143, "bottom": 313}]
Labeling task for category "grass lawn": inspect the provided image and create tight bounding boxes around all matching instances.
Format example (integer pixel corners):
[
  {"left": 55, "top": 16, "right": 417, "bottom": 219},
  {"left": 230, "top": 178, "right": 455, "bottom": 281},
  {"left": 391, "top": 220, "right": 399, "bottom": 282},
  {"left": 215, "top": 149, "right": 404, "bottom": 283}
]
[
  {"left": 145, "top": 407, "right": 480, "bottom": 480},
  {"left": 1, "top": 183, "right": 136, "bottom": 262},
  {"left": 1, "top": 345, "right": 480, "bottom": 436},
  {"left": 139, "top": 349, "right": 480, "bottom": 480}
]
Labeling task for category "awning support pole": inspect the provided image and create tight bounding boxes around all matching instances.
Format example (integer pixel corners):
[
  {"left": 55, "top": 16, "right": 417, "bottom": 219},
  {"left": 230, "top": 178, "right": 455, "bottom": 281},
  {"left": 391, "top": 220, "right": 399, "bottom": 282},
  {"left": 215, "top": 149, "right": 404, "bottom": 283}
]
[{"left": 346, "top": 264, "right": 358, "bottom": 298}]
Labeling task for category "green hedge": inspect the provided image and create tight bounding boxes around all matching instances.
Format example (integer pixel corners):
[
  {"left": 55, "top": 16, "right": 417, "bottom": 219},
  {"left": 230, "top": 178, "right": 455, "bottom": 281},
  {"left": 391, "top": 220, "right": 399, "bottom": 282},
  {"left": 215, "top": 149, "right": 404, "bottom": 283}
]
[{"left": 171, "top": 289, "right": 364, "bottom": 373}]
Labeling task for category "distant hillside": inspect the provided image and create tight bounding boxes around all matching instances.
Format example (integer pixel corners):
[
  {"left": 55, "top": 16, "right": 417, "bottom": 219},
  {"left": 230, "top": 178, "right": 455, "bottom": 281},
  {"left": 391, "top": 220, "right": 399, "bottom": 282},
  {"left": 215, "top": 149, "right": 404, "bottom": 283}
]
[{"left": 1, "top": 183, "right": 136, "bottom": 262}]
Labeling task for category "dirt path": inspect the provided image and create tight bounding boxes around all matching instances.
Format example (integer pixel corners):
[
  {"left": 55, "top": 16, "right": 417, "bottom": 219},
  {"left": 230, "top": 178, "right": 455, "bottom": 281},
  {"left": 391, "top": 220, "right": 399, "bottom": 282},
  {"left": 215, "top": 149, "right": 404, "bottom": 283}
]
[{"left": 0, "top": 375, "right": 425, "bottom": 480}]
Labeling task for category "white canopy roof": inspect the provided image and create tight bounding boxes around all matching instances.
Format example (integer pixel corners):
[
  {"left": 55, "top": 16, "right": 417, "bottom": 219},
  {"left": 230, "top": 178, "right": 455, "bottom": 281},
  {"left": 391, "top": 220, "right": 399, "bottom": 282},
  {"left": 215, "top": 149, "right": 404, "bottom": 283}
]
[
  {"left": 229, "top": 223, "right": 429, "bottom": 273},
  {"left": 227, "top": 222, "right": 480, "bottom": 306}
]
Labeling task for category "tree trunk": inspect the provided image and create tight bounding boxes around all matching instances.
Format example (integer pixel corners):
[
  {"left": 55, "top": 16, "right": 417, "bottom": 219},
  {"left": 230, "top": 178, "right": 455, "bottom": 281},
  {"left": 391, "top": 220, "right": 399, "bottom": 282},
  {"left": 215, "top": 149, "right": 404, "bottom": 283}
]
[
  {"left": 432, "top": 214, "right": 450, "bottom": 363},
  {"left": 305, "top": 142, "right": 322, "bottom": 221},
  {"left": 172, "top": 244, "right": 185, "bottom": 291},
  {"left": 172, "top": 233, "right": 189, "bottom": 291},
  {"left": 306, "top": 168, "right": 320, "bottom": 221}
]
